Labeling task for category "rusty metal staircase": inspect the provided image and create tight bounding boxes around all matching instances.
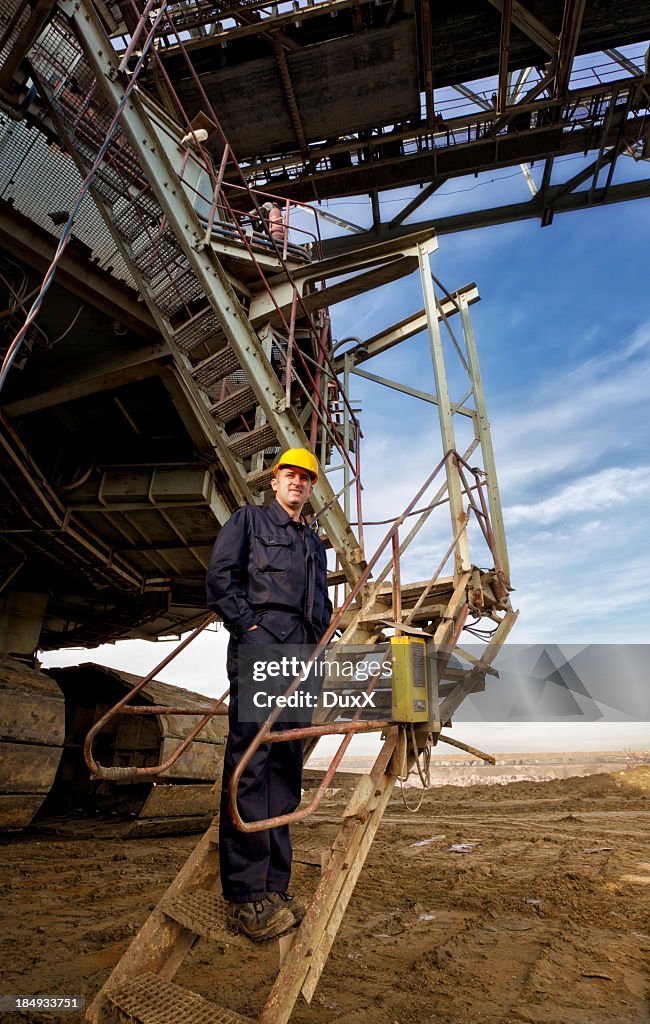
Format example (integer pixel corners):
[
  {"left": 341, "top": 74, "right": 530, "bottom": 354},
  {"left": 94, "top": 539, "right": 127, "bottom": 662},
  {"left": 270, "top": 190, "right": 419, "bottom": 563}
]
[
  {"left": 81, "top": 442, "right": 517, "bottom": 1023},
  {"left": 27, "top": 0, "right": 369, "bottom": 582},
  {"left": 86, "top": 607, "right": 501, "bottom": 1024}
]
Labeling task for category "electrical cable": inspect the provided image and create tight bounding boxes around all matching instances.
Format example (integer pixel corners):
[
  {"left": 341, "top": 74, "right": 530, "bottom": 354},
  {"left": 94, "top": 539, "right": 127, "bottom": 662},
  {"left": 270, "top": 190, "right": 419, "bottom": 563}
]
[
  {"left": 395, "top": 723, "right": 433, "bottom": 813},
  {"left": 49, "top": 304, "right": 84, "bottom": 346}
]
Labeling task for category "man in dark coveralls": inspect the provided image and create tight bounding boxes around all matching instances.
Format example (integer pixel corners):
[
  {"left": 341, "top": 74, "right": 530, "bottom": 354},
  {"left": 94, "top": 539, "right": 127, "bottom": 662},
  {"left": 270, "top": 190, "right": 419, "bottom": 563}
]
[{"left": 206, "top": 447, "right": 332, "bottom": 940}]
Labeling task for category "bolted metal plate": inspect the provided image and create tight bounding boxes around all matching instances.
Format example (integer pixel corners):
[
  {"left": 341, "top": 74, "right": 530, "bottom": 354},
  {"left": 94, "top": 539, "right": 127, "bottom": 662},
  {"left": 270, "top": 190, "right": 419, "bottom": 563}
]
[
  {"left": 108, "top": 972, "right": 252, "bottom": 1024},
  {"left": 162, "top": 889, "right": 250, "bottom": 947}
]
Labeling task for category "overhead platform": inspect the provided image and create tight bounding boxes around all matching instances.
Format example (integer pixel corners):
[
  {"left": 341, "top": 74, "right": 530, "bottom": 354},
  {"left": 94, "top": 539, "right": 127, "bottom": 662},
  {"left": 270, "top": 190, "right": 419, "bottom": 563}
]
[{"left": 152, "top": 1, "right": 650, "bottom": 159}]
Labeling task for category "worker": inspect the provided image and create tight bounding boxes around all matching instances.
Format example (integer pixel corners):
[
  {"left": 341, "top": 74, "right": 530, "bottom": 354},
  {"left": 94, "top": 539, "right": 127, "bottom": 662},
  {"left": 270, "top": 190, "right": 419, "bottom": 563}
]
[
  {"left": 264, "top": 200, "right": 286, "bottom": 244},
  {"left": 206, "top": 447, "right": 332, "bottom": 941}
]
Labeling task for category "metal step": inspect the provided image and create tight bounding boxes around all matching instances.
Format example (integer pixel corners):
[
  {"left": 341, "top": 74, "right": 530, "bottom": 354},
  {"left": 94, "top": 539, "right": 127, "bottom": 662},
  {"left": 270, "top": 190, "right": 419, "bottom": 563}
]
[
  {"left": 335, "top": 602, "right": 447, "bottom": 628},
  {"left": 211, "top": 386, "right": 257, "bottom": 424},
  {"left": 292, "top": 845, "right": 331, "bottom": 870},
  {"left": 192, "top": 348, "right": 242, "bottom": 389},
  {"left": 162, "top": 888, "right": 250, "bottom": 947},
  {"left": 246, "top": 466, "right": 275, "bottom": 493},
  {"left": 171, "top": 306, "right": 223, "bottom": 356},
  {"left": 162, "top": 888, "right": 297, "bottom": 968},
  {"left": 327, "top": 569, "right": 348, "bottom": 586},
  {"left": 228, "top": 423, "right": 278, "bottom": 458},
  {"left": 107, "top": 972, "right": 252, "bottom": 1024}
]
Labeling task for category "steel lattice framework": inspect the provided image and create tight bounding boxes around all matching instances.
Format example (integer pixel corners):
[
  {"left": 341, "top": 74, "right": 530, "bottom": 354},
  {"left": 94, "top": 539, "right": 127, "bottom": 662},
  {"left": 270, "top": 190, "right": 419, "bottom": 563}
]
[{"left": 0, "top": 2, "right": 646, "bottom": 1019}]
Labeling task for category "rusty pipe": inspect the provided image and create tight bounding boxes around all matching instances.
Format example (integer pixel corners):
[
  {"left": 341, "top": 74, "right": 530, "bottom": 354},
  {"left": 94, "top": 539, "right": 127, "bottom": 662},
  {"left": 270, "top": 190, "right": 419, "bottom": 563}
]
[{"left": 83, "top": 613, "right": 216, "bottom": 776}]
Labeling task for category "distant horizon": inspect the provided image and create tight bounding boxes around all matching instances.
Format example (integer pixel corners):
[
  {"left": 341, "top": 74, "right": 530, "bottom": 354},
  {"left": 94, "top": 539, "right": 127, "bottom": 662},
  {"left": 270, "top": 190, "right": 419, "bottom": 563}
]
[
  {"left": 305, "top": 722, "right": 650, "bottom": 760},
  {"left": 308, "top": 748, "right": 641, "bottom": 765}
]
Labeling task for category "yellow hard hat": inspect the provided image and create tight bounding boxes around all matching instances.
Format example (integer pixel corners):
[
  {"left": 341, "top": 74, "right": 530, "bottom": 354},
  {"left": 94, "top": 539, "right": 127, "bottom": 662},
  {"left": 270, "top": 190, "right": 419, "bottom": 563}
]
[{"left": 273, "top": 447, "right": 319, "bottom": 482}]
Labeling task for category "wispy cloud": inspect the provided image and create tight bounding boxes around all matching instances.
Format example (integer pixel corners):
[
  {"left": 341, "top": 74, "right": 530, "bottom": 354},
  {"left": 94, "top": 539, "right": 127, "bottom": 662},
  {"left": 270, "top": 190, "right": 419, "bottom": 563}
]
[
  {"left": 491, "top": 319, "right": 650, "bottom": 493},
  {"left": 506, "top": 465, "right": 650, "bottom": 525}
]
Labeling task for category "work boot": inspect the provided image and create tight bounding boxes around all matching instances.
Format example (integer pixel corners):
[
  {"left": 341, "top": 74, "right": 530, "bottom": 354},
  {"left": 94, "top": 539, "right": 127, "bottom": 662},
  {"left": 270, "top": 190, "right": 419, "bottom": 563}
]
[
  {"left": 226, "top": 898, "right": 295, "bottom": 941},
  {"left": 266, "top": 890, "right": 306, "bottom": 925}
]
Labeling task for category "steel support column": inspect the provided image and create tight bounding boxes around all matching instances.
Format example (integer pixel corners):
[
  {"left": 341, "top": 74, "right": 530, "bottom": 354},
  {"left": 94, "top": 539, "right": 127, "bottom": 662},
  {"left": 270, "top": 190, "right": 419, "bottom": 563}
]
[
  {"left": 497, "top": 0, "right": 513, "bottom": 114},
  {"left": 555, "top": 0, "right": 587, "bottom": 97},
  {"left": 484, "top": 0, "right": 558, "bottom": 57},
  {"left": 458, "top": 294, "right": 509, "bottom": 582},
  {"left": 417, "top": 241, "right": 471, "bottom": 577}
]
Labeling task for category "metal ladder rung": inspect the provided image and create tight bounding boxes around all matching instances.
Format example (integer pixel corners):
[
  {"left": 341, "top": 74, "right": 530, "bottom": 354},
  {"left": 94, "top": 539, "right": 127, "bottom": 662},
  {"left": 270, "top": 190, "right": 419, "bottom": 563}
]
[
  {"left": 107, "top": 972, "right": 253, "bottom": 1024},
  {"left": 228, "top": 423, "right": 278, "bottom": 458},
  {"left": 292, "top": 845, "right": 331, "bottom": 870},
  {"left": 162, "top": 889, "right": 250, "bottom": 947},
  {"left": 327, "top": 569, "right": 348, "bottom": 586},
  {"left": 245, "top": 466, "right": 275, "bottom": 493},
  {"left": 210, "top": 386, "right": 257, "bottom": 424},
  {"left": 171, "top": 307, "right": 223, "bottom": 355},
  {"left": 162, "top": 889, "right": 298, "bottom": 967},
  {"left": 192, "top": 348, "right": 242, "bottom": 388}
]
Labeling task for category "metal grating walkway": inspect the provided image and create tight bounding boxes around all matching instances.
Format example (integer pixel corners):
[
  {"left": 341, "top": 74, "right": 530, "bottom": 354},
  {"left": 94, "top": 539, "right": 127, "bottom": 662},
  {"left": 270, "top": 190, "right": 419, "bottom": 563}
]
[{"left": 108, "top": 973, "right": 253, "bottom": 1024}]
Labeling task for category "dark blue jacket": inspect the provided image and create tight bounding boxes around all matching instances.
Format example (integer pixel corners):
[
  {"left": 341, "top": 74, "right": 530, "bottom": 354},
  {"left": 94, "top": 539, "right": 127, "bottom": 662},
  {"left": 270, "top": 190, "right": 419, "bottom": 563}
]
[{"left": 206, "top": 500, "right": 332, "bottom": 641}]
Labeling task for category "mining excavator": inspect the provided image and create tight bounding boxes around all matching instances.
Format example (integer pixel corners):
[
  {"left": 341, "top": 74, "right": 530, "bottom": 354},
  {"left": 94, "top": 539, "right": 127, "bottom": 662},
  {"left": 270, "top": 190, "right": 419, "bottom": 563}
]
[{"left": 0, "top": 3, "right": 518, "bottom": 1020}]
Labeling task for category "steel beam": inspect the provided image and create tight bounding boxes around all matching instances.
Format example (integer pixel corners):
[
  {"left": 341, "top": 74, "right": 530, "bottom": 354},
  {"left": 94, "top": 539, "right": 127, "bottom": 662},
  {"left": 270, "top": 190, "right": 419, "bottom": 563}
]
[
  {"left": 273, "top": 36, "right": 309, "bottom": 155},
  {"left": 321, "top": 178, "right": 650, "bottom": 255},
  {"left": 2, "top": 342, "right": 169, "bottom": 416},
  {"left": 257, "top": 91, "right": 646, "bottom": 204},
  {"left": 458, "top": 294, "right": 509, "bottom": 581},
  {"left": 438, "top": 609, "right": 518, "bottom": 722},
  {"left": 520, "top": 162, "right": 538, "bottom": 195},
  {"left": 370, "top": 190, "right": 381, "bottom": 232},
  {"left": 554, "top": 0, "right": 587, "bottom": 97},
  {"left": 351, "top": 365, "right": 476, "bottom": 419},
  {"left": 484, "top": 0, "right": 558, "bottom": 57},
  {"left": 0, "top": 0, "right": 59, "bottom": 92},
  {"left": 547, "top": 145, "right": 621, "bottom": 206},
  {"left": 334, "top": 284, "right": 480, "bottom": 370},
  {"left": 497, "top": 0, "right": 513, "bottom": 115},
  {"left": 420, "top": 0, "right": 434, "bottom": 127},
  {"left": 158, "top": 0, "right": 378, "bottom": 51},
  {"left": 417, "top": 241, "right": 471, "bottom": 576},
  {"left": 452, "top": 83, "right": 492, "bottom": 111},
  {"left": 388, "top": 178, "right": 448, "bottom": 229},
  {"left": 510, "top": 65, "right": 535, "bottom": 103},
  {"left": 604, "top": 48, "right": 644, "bottom": 78}
]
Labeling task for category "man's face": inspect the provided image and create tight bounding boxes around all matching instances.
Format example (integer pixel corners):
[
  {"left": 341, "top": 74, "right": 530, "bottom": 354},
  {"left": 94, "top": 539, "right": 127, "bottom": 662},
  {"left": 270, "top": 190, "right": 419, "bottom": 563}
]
[{"left": 271, "top": 466, "right": 313, "bottom": 515}]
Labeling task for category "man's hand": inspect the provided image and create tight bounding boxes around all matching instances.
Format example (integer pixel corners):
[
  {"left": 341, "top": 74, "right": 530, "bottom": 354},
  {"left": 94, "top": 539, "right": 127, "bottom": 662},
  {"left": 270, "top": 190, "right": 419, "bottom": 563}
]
[{"left": 247, "top": 625, "right": 258, "bottom": 631}]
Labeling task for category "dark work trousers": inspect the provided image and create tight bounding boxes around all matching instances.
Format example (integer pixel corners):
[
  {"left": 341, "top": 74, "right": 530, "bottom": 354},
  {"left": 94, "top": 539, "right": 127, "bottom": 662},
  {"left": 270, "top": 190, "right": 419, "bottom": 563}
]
[{"left": 219, "top": 619, "right": 316, "bottom": 903}]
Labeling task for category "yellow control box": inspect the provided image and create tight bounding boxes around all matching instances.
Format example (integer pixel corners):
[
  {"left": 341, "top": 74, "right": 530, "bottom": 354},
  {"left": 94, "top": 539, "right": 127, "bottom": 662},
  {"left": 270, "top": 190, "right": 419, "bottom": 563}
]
[{"left": 390, "top": 636, "right": 429, "bottom": 722}]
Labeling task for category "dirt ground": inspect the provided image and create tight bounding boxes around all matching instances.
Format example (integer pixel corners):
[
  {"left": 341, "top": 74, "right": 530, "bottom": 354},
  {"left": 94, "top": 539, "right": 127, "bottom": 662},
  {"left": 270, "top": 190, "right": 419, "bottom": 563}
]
[{"left": 1, "top": 767, "right": 649, "bottom": 1024}]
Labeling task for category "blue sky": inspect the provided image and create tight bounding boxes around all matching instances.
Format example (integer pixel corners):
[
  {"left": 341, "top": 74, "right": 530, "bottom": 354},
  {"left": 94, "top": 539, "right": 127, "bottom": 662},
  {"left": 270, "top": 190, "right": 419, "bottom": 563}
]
[
  {"left": 41, "top": 60, "right": 650, "bottom": 750},
  {"left": 318, "top": 159, "right": 650, "bottom": 647}
]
